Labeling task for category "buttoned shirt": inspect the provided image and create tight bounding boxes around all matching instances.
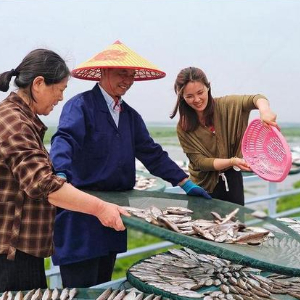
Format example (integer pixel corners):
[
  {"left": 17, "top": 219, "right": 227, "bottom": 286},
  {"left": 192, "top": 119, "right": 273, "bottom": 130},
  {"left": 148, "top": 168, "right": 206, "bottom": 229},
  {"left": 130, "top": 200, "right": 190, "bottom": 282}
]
[
  {"left": 0, "top": 92, "right": 65, "bottom": 260},
  {"left": 98, "top": 84, "right": 123, "bottom": 127}
]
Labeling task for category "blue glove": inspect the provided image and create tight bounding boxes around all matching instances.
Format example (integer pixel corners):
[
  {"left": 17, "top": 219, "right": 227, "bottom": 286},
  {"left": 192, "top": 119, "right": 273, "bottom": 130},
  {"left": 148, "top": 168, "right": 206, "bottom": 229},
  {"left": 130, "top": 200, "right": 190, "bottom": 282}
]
[
  {"left": 181, "top": 179, "right": 212, "bottom": 199},
  {"left": 56, "top": 172, "right": 67, "bottom": 180}
]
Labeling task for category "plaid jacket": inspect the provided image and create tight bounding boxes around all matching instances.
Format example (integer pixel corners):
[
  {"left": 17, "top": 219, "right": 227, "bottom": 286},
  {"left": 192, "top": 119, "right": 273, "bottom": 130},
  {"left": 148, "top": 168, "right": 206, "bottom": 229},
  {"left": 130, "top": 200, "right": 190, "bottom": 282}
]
[{"left": 0, "top": 92, "right": 65, "bottom": 260}]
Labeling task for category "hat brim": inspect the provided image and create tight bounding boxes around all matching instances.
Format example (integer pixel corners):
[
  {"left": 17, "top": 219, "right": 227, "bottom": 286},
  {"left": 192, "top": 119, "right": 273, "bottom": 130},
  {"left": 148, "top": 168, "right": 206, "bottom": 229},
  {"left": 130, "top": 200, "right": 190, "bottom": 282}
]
[
  {"left": 71, "top": 66, "right": 166, "bottom": 81},
  {"left": 71, "top": 40, "right": 166, "bottom": 81}
]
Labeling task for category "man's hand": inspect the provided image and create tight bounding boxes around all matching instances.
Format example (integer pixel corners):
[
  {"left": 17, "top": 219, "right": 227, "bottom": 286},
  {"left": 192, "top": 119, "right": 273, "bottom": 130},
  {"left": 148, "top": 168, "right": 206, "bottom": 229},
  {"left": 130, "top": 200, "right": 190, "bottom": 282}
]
[{"left": 181, "top": 179, "right": 212, "bottom": 199}]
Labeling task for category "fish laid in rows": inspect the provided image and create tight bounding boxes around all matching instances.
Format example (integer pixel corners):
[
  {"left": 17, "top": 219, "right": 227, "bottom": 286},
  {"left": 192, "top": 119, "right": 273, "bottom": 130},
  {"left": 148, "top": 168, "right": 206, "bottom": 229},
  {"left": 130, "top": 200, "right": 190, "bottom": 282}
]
[
  {"left": 0, "top": 289, "right": 77, "bottom": 300},
  {"left": 128, "top": 247, "right": 300, "bottom": 299},
  {"left": 95, "top": 289, "right": 165, "bottom": 300}
]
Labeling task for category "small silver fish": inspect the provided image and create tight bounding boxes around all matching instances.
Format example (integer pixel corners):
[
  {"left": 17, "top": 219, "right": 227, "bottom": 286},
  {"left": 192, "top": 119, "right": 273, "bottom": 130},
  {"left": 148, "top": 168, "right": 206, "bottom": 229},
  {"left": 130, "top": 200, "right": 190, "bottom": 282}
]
[
  {"left": 6, "top": 292, "right": 13, "bottom": 300},
  {"left": 166, "top": 207, "right": 193, "bottom": 215},
  {"left": 14, "top": 291, "right": 23, "bottom": 300},
  {"left": 122, "top": 290, "right": 136, "bottom": 300},
  {"left": 0, "top": 291, "right": 8, "bottom": 300},
  {"left": 68, "top": 288, "right": 77, "bottom": 300},
  {"left": 135, "top": 293, "right": 144, "bottom": 300},
  {"left": 59, "top": 288, "right": 69, "bottom": 300},
  {"left": 107, "top": 290, "right": 120, "bottom": 300},
  {"left": 23, "top": 290, "right": 35, "bottom": 300},
  {"left": 142, "top": 295, "right": 155, "bottom": 300},
  {"left": 96, "top": 289, "right": 113, "bottom": 300},
  {"left": 51, "top": 288, "right": 59, "bottom": 300},
  {"left": 113, "top": 290, "right": 126, "bottom": 300},
  {"left": 32, "top": 289, "right": 42, "bottom": 300},
  {"left": 41, "top": 289, "right": 52, "bottom": 300}
]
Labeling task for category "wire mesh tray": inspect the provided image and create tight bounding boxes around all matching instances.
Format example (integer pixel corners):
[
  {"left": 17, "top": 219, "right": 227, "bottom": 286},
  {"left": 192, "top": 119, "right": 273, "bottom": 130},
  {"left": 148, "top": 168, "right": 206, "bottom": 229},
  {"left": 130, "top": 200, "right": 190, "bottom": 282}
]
[{"left": 127, "top": 249, "right": 300, "bottom": 300}]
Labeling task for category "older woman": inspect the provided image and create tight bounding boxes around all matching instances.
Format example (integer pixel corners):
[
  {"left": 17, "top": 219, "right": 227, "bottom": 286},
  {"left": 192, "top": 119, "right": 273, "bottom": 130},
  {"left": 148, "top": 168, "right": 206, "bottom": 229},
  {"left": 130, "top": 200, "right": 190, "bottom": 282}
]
[
  {"left": 171, "top": 66, "right": 278, "bottom": 206},
  {"left": 0, "top": 48, "right": 129, "bottom": 292}
]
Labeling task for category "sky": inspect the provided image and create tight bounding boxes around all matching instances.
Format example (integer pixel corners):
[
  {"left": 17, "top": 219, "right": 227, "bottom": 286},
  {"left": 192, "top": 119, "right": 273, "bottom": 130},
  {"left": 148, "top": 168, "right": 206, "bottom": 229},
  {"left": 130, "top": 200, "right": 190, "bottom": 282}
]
[{"left": 0, "top": 0, "right": 300, "bottom": 126}]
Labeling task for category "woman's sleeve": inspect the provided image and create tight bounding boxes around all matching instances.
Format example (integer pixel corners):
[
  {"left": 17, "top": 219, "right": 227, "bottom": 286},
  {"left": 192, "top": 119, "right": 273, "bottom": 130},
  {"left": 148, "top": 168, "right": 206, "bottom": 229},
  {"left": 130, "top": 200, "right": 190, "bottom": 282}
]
[
  {"left": 177, "top": 126, "right": 216, "bottom": 171},
  {"left": 0, "top": 122, "right": 65, "bottom": 199}
]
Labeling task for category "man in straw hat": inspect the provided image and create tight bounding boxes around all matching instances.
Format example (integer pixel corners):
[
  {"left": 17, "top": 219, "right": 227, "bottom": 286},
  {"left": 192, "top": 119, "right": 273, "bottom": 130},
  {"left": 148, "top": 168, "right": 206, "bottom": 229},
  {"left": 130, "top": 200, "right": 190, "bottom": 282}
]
[{"left": 50, "top": 40, "right": 211, "bottom": 287}]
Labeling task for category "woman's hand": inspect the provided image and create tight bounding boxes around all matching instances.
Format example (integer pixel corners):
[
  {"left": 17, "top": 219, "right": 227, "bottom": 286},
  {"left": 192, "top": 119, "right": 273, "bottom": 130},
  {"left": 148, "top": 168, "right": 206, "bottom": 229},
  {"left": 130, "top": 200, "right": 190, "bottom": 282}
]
[
  {"left": 48, "top": 183, "right": 130, "bottom": 231},
  {"left": 260, "top": 110, "right": 278, "bottom": 129},
  {"left": 231, "top": 157, "right": 252, "bottom": 172},
  {"left": 95, "top": 202, "right": 131, "bottom": 231},
  {"left": 256, "top": 98, "right": 279, "bottom": 130}
]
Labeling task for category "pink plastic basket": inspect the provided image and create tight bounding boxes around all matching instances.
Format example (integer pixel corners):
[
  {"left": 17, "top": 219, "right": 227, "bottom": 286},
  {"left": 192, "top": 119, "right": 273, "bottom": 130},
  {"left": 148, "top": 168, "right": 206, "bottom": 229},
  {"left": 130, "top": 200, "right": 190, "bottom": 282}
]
[{"left": 241, "top": 118, "right": 292, "bottom": 182}]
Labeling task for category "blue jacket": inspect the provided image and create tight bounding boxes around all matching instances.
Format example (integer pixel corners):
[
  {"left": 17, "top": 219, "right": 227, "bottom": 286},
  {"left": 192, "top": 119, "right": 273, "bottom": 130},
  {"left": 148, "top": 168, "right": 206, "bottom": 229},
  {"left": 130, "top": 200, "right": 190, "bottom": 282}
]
[{"left": 50, "top": 84, "right": 187, "bottom": 265}]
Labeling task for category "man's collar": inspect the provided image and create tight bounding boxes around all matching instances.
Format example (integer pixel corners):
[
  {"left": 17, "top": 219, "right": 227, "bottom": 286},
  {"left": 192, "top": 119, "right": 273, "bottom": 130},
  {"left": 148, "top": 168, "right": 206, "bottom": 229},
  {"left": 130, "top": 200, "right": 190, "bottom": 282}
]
[{"left": 98, "top": 84, "right": 123, "bottom": 108}]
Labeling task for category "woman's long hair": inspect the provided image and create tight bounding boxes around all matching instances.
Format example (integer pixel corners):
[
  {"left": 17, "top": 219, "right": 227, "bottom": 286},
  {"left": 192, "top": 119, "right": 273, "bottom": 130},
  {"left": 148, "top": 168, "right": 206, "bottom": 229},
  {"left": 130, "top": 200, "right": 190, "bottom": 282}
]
[{"left": 170, "top": 67, "right": 214, "bottom": 132}]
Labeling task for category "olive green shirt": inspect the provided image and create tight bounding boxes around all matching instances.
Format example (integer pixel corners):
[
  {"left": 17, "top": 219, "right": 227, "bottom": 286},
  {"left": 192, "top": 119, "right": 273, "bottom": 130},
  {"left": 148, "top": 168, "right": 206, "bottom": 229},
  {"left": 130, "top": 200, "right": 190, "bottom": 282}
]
[{"left": 177, "top": 94, "right": 266, "bottom": 193}]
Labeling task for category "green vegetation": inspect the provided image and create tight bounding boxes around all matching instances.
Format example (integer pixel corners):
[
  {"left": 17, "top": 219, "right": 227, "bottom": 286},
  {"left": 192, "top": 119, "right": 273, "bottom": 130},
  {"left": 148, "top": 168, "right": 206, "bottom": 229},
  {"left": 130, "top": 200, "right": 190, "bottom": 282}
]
[
  {"left": 148, "top": 126, "right": 177, "bottom": 138},
  {"left": 44, "top": 125, "right": 177, "bottom": 145},
  {"left": 277, "top": 180, "right": 300, "bottom": 218},
  {"left": 44, "top": 126, "right": 57, "bottom": 144},
  {"left": 44, "top": 124, "right": 300, "bottom": 145},
  {"left": 281, "top": 127, "right": 300, "bottom": 137}
]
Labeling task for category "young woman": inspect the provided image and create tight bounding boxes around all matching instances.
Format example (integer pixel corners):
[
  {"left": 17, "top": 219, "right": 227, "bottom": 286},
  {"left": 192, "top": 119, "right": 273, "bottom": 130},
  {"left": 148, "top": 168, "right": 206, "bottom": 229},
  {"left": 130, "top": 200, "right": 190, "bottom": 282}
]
[{"left": 171, "top": 66, "right": 278, "bottom": 206}]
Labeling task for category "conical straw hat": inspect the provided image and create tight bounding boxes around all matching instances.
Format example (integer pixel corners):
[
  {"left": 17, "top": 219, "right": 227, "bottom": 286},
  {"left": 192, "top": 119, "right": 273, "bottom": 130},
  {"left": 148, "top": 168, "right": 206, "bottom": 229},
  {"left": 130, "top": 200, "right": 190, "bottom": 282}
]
[{"left": 72, "top": 40, "right": 166, "bottom": 81}]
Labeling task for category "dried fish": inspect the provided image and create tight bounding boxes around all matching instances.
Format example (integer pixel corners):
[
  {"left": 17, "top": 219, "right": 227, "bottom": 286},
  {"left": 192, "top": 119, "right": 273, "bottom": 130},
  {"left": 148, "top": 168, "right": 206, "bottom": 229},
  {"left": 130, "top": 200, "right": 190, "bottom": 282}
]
[
  {"left": 211, "top": 211, "right": 223, "bottom": 221},
  {"left": 149, "top": 206, "right": 163, "bottom": 219},
  {"left": 68, "top": 288, "right": 77, "bottom": 300},
  {"left": 122, "top": 290, "right": 136, "bottom": 300},
  {"left": 0, "top": 292, "right": 8, "bottom": 300},
  {"left": 168, "top": 248, "right": 188, "bottom": 258},
  {"left": 231, "top": 295, "right": 244, "bottom": 300},
  {"left": 51, "top": 288, "right": 60, "bottom": 300},
  {"left": 234, "top": 231, "right": 269, "bottom": 244},
  {"left": 32, "top": 289, "right": 42, "bottom": 300},
  {"left": 142, "top": 295, "right": 155, "bottom": 300},
  {"left": 220, "top": 208, "right": 239, "bottom": 224},
  {"left": 123, "top": 205, "right": 271, "bottom": 245},
  {"left": 59, "top": 288, "right": 69, "bottom": 300},
  {"left": 156, "top": 216, "right": 180, "bottom": 233},
  {"left": 220, "top": 284, "right": 230, "bottom": 294},
  {"left": 6, "top": 292, "right": 13, "bottom": 300},
  {"left": 23, "top": 290, "right": 35, "bottom": 300},
  {"left": 134, "top": 175, "right": 157, "bottom": 190},
  {"left": 277, "top": 217, "right": 297, "bottom": 224},
  {"left": 134, "top": 293, "right": 144, "bottom": 300},
  {"left": 165, "top": 207, "right": 193, "bottom": 215},
  {"left": 14, "top": 291, "right": 23, "bottom": 300},
  {"left": 106, "top": 289, "right": 120, "bottom": 300},
  {"left": 41, "top": 289, "right": 52, "bottom": 300},
  {"left": 96, "top": 289, "right": 113, "bottom": 300},
  {"left": 251, "top": 210, "right": 268, "bottom": 218},
  {"left": 113, "top": 290, "right": 127, "bottom": 300},
  {"left": 128, "top": 246, "right": 300, "bottom": 300}
]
